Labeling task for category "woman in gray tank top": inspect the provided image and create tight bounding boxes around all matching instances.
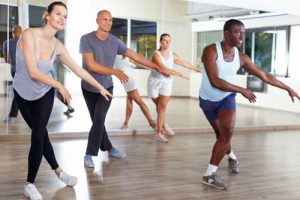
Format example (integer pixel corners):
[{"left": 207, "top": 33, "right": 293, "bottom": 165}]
[{"left": 12, "top": 2, "right": 112, "bottom": 200}]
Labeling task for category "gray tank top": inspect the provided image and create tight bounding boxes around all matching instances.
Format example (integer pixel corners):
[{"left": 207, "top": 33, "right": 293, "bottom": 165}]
[{"left": 13, "top": 29, "right": 58, "bottom": 101}]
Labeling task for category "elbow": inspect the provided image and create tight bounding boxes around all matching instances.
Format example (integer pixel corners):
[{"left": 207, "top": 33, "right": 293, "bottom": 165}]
[
  {"left": 28, "top": 70, "right": 39, "bottom": 81},
  {"left": 210, "top": 81, "right": 219, "bottom": 89}
]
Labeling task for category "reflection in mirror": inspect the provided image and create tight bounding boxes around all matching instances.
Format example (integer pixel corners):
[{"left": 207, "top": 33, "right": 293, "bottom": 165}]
[
  {"left": 0, "top": 2, "right": 19, "bottom": 134},
  {"left": 0, "top": 1, "right": 70, "bottom": 135}
]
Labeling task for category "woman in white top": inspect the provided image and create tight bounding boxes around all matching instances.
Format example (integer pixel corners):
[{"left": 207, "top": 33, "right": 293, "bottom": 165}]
[
  {"left": 13, "top": 2, "right": 112, "bottom": 199},
  {"left": 149, "top": 33, "right": 201, "bottom": 142},
  {"left": 114, "top": 55, "right": 156, "bottom": 129}
]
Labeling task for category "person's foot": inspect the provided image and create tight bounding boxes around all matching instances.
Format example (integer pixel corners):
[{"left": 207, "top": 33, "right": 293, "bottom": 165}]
[
  {"left": 154, "top": 133, "right": 168, "bottom": 143},
  {"left": 3, "top": 116, "right": 12, "bottom": 124},
  {"left": 84, "top": 155, "right": 95, "bottom": 168},
  {"left": 163, "top": 124, "right": 175, "bottom": 136},
  {"left": 24, "top": 183, "right": 42, "bottom": 200},
  {"left": 67, "top": 106, "right": 75, "bottom": 113},
  {"left": 202, "top": 173, "right": 226, "bottom": 190},
  {"left": 57, "top": 170, "right": 78, "bottom": 186},
  {"left": 121, "top": 124, "right": 129, "bottom": 130},
  {"left": 108, "top": 147, "right": 126, "bottom": 158},
  {"left": 150, "top": 121, "right": 156, "bottom": 129},
  {"left": 228, "top": 158, "right": 239, "bottom": 173}
]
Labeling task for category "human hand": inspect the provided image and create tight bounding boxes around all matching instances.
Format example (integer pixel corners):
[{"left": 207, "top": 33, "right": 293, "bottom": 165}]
[
  {"left": 157, "top": 67, "right": 171, "bottom": 78},
  {"left": 115, "top": 70, "right": 129, "bottom": 84},
  {"left": 195, "top": 68, "right": 201, "bottom": 73},
  {"left": 287, "top": 88, "right": 300, "bottom": 102},
  {"left": 179, "top": 73, "right": 189, "bottom": 80},
  {"left": 58, "top": 85, "right": 72, "bottom": 105},
  {"left": 99, "top": 87, "right": 113, "bottom": 101},
  {"left": 241, "top": 88, "right": 256, "bottom": 103}
]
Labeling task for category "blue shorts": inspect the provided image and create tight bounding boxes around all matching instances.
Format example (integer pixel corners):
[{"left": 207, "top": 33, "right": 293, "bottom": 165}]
[{"left": 199, "top": 93, "right": 236, "bottom": 121}]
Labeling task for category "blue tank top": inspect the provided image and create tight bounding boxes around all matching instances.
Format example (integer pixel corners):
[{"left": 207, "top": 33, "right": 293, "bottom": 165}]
[
  {"left": 199, "top": 41, "right": 240, "bottom": 101},
  {"left": 13, "top": 29, "right": 57, "bottom": 101}
]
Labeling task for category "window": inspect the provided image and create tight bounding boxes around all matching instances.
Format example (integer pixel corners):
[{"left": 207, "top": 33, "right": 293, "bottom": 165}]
[
  {"left": 111, "top": 18, "right": 128, "bottom": 44},
  {"left": 111, "top": 18, "right": 157, "bottom": 68},
  {"left": 29, "top": 5, "right": 45, "bottom": 27},
  {"left": 244, "top": 27, "right": 289, "bottom": 77},
  {"left": 196, "top": 31, "right": 222, "bottom": 67},
  {"left": 0, "top": 4, "right": 18, "bottom": 57},
  {"left": 131, "top": 20, "right": 157, "bottom": 60}
]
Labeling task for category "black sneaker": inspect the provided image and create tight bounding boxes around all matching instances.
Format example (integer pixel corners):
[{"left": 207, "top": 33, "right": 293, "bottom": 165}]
[
  {"left": 202, "top": 173, "right": 226, "bottom": 190},
  {"left": 228, "top": 158, "right": 239, "bottom": 173},
  {"left": 67, "top": 107, "right": 75, "bottom": 113}
]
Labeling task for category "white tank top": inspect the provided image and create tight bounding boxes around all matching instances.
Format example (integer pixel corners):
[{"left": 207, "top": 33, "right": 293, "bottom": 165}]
[
  {"left": 150, "top": 50, "right": 174, "bottom": 79},
  {"left": 199, "top": 41, "right": 240, "bottom": 101}
]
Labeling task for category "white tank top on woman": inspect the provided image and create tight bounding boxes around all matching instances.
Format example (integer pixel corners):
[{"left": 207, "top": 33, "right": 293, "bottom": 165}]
[
  {"left": 150, "top": 50, "right": 174, "bottom": 79},
  {"left": 199, "top": 41, "right": 240, "bottom": 101}
]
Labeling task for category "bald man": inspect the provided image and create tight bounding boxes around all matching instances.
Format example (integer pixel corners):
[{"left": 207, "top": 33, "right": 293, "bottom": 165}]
[
  {"left": 80, "top": 10, "right": 169, "bottom": 168},
  {"left": 3, "top": 25, "right": 22, "bottom": 123}
]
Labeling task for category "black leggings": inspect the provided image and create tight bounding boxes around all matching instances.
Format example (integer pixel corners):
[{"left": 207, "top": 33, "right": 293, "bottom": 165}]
[
  {"left": 14, "top": 88, "right": 58, "bottom": 183},
  {"left": 82, "top": 86, "right": 113, "bottom": 156}
]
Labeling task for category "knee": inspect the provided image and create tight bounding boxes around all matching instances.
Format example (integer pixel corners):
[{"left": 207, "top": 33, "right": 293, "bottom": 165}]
[{"left": 31, "top": 131, "right": 44, "bottom": 146}]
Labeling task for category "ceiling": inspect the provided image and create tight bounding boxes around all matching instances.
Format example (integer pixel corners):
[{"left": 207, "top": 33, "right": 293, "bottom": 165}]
[{"left": 184, "top": 0, "right": 300, "bottom": 21}]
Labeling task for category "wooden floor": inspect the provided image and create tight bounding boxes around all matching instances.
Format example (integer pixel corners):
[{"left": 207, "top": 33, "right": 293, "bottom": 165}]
[
  {"left": 1, "top": 131, "right": 300, "bottom": 200},
  {"left": 1, "top": 96, "right": 300, "bottom": 199},
  {"left": 1, "top": 95, "right": 300, "bottom": 136}
]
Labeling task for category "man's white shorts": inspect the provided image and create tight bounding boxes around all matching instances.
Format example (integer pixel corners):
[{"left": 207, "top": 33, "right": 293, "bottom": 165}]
[{"left": 147, "top": 75, "right": 173, "bottom": 98}]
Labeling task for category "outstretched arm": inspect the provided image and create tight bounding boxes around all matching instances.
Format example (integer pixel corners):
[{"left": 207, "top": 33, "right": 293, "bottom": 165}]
[
  {"left": 240, "top": 52, "right": 300, "bottom": 102},
  {"left": 152, "top": 52, "right": 189, "bottom": 80},
  {"left": 128, "top": 58, "right": 150, "bottom": 69},
  {"left": 173, "top": 53, "right": 201, "bottom": 72},
  {"left": 123, "top": 49, "right": 171, "bottom": 76},
  {"left": 57, "top": 43, "right": 112, "bottom": 101},
  {"left": 82, "top": 52, "right": 128, "bottom": 84}
]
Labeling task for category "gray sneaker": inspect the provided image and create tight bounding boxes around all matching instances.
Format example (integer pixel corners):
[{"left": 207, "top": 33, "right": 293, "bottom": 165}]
[
  {"left": 202, "top": 173, "right": 226, "bottom": 190},
  {"left": 3, "top": 116, "right": 12, "bottom": 124},
  {"left": 108, "top": 147, "right": 126, "bottom": 158},
  {"left": 84, "top": 155, "right": 95, "bottom": 168},
  {"left": 228, "top": 158, "right": 239, "bottom": 173}
]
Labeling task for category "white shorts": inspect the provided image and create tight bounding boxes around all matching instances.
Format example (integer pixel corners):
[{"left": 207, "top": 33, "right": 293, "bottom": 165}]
[
  {"left": 122, "top": 76, "right": 137, "bottom": 92},
  {"left": 147, "top": 76, "right": 173, "bottom": 98}
]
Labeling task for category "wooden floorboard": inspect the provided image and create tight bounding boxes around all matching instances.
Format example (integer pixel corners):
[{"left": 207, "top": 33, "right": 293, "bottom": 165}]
[{"left": 1, "top": 130, "right": 300, "bottom": 200}]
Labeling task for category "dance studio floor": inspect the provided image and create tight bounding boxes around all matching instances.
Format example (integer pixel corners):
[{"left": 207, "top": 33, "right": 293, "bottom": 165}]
[{"left": 1, "top": 96, "right": 300, "bottom": 199}]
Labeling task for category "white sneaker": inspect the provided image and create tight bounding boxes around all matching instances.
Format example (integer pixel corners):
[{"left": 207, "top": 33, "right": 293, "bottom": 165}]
[
  {"left": 57, "top": 170, "right": 78, "bottom": 186},
  {"left": 24, "top": 183, "right": 42, "bottom": 200}
]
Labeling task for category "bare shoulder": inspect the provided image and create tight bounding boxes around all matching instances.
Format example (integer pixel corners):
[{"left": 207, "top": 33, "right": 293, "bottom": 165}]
[
  {"left": 239, "top": 51, "right": 251, "bottom": 66},
  {"left": 21, "top": 28, "right": 34, "bottom": 39},
  {"left": 204, "top": 43, "right": 216, "bottom": 52},
  {"left": 18, "top": 28, "right": 35, "bottom": 49},
  {"left": 202, "top": 43, "right": 217, "bottom": 61},
  {"left": 56, "top": 40, "right": 66, "bottom": 55}
]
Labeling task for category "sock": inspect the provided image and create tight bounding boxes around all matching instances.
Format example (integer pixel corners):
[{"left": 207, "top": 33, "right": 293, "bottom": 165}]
[
  {"left": 227, "top": 150, "right": 237, "bottom": 160},
  {"left": 204, "top": 164, "right": 218, "bottom": 176},
  {"left": 67, "top": 105, "right": 72, "bottom": 110}
]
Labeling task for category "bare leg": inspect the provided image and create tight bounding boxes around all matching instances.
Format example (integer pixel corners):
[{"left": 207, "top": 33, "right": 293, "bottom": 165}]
[
  {"left": 122, "top": 95, "right": 133, "bottom": 129},
  {"left": 209, "top": 110, "right": 236, "bottom": 166},
  {"left": 152, "top": 95, "right": 170, "bottom": 142},
  {"left": 128, "top": 89, "right": 155, "bottom": 128}
]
